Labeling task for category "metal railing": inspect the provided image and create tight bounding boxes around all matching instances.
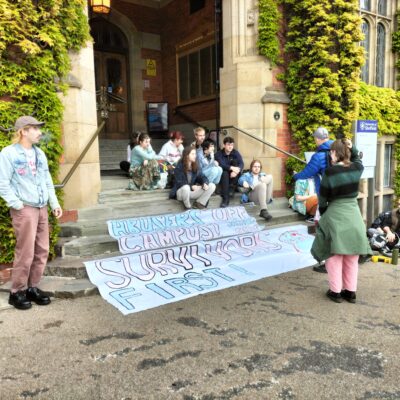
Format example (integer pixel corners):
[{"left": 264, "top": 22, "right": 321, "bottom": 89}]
[
  {"left": 54, "top": 120, "right": 105, "bottom": 189},
  {"left": 219, "top": 125, "right": 306, "bottom": 164},
  {"left": 174, "top": 107, "right": 210, "bottom": 132}
]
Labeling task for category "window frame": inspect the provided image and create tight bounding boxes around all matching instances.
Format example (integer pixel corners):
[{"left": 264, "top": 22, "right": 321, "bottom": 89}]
[
  {"left": 375, "top": 22, "right": 386, "bottom": 87},
  {"left": 176, "top": 40, "right": 216, "bottom": 106}
]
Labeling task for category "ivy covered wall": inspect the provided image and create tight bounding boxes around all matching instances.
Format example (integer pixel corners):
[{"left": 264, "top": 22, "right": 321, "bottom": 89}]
[
  {"left": 258, "top": 0, "right": 400, "bottom": 200},
  {"left": 282, "top": 0, "right": 364, "bottom": 150},
  {"left": 0, "top": 0, "right": 90, "bottom": 263}
]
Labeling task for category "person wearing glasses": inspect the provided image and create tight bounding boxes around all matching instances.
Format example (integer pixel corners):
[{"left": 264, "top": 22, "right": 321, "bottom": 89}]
[{"left": 238, "top": 159, "right": 273, "bottom": 221}]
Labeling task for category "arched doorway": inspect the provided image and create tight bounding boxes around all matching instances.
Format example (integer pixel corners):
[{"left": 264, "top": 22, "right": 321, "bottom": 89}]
[{"left": 90, "top": 18, "right": 131, "bottom": 140}]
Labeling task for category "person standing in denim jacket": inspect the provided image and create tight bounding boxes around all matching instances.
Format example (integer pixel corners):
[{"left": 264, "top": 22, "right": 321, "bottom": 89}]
[{"left": 0, "top": 116, "right": 62, "bottom": 310}]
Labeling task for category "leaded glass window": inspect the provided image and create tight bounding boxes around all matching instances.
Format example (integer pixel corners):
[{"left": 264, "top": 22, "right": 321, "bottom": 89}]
[
  {"left": 376, "top": 23, "right": 386, "bottom": 87},
  {"left": 360, "top": 20, "right": 370, "bottom": 83},
  {"left": 383, "top": 144, "right": 392, "bottom": 187},
  {"left": 360, "top": 0, "right": 370, "bottom": 11},
  {"left": 378, "top": 0, "right": 387, "bottom": 16}
]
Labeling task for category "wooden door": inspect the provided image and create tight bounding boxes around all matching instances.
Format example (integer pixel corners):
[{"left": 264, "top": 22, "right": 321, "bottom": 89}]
[{"left": 94, "top": 51, "right": 129, "bottom": 139}]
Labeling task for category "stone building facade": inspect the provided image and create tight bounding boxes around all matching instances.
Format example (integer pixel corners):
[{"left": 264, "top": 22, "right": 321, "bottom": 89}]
[{"left": 60, "top": 0, "right": 396, "bottom": 215}]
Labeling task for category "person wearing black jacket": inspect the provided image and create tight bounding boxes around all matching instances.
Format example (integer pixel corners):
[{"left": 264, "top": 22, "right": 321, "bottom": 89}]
[
  {"left": 367, "top": 201, "right": 400, "bottom": 255},
  {"left": 214, "top": 136, "right": 244, "bottom": 208},
  {"left": 169, "top": 146, "right": 215, "bottom": 209}
]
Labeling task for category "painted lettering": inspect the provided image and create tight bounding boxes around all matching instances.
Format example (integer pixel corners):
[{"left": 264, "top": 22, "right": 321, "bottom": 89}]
[{"left": 109, "top": 288, "right": 141, "bottom": 310}]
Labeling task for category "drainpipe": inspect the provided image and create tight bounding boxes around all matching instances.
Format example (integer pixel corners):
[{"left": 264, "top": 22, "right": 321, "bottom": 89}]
[{"left": 214, "top": 0, "right": 222, "bottom": 147}]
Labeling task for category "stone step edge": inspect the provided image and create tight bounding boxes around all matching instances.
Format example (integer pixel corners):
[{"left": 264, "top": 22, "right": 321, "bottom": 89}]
[
  {"left": 60, "top": 213, "right": 304, "bottom": 248},
  {"left": 0, "top": 276, "right": 99, "bottom": 300}
]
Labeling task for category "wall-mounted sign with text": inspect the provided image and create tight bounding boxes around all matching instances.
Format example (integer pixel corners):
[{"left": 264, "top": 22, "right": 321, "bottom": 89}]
[{"left": 354, "top": 120, "right": 378, "bottom": 179}]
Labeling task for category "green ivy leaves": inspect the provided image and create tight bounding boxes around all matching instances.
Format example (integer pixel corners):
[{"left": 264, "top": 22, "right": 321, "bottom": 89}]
[{"left": 0, "top": 0, "right": 89, "bottom": 263}]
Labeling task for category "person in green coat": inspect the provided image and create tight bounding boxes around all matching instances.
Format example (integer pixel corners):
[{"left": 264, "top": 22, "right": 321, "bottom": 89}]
[
  {"left": 128, "top": 132, "right": 160, "bottom": 190},
  {"left": 311, "top": 138, "right": 372, "bottom": 304}
]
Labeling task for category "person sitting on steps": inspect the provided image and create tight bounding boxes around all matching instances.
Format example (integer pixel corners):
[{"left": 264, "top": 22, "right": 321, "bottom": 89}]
[
  {"left": 289, "top": 178, "right": 318, "bottom": 223},
  {"left": 198, "top": 139, "right": 223, "bottom": 185},
  {"left": 127, "top": 132, "right": 160, "bottom": 191},
  {"left": 367, "top": 199, "right": 400, "bottom": 257},
  {"left": 215, "top": 136, "right": 244, "bottom": 208},
  {"left": 158, "top": 130, "right": 185, "bottom": 188},
  {"left": 238, "top": 159, "right": 273, "bottom": 221},
  {"left": 120, "top": 131, "right": 139, "bottom": 175},
  {"left": 169, "top": 146, "right": 216, "bottom": 210}
]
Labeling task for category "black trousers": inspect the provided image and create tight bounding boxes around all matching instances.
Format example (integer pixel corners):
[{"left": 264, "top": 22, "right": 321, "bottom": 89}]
[
  {"left": 220, "top": 170, "right": 239, "bottom": 203},
  {"left": 120, "top": 161, "right": 130, "bottom": 173}
]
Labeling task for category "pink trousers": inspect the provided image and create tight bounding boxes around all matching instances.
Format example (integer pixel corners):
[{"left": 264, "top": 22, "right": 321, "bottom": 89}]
[
  {"left": 10, "top": 206, "right": 49, "bottom": 293},
  {"left": 325, "top": 254, "right": 359, "bottom": 293}
]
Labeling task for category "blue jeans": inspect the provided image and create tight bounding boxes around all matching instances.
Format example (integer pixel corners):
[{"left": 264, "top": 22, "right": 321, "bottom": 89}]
[{"left": 203, "top": 166, "right": 223, "bottom": 184}]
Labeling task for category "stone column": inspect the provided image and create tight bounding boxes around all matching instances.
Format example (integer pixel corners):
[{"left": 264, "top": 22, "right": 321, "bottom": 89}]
[
  {"left": 59, "top": 39, "right": 100, "bottom": 210},
  {"left": 220, "top": 0, "right": 289, "bottom": 196}
]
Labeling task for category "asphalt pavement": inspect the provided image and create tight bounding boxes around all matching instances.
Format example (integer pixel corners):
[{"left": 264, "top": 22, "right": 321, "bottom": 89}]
[{"left": 0, "top": 261, "right": 399, "bottom": 400}]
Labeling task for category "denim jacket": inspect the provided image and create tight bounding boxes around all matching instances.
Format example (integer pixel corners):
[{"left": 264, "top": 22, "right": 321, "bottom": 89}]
[
  {"left": 238, "top": 171, "right": 267, "bottom": 188},
  {"left": 0, "top": 143, "right": 60, "bottom": 210}
]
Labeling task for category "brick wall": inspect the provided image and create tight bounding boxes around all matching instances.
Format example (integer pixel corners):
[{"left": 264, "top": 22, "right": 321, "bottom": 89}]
[{"left": 159, "top": 0, "right": 217, "bottom": 126}]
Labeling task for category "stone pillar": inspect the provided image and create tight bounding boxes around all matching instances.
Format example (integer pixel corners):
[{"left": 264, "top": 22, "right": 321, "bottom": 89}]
[
  {"left": 220, "top": 0, "right": 289, "bottom": 196},
  {"left": 59, "top": 39, "right": 100, "bottom": 210}
]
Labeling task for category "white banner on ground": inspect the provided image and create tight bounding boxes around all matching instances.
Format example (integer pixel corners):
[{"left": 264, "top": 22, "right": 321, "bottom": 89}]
[
  {"left": 85, "top": 214, "right": 316, "bottom": 315},
  {"left": 107, "top": 207, "right": 262, "bottom": 254}
]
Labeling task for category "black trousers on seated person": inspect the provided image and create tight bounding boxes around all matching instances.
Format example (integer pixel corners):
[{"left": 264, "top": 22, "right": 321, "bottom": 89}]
[
  {"left": 220, "top": 170, "right": 239, "bottom": 204},
  {"left": 120, "top": 161, "right": 130, "bottom": 173}
]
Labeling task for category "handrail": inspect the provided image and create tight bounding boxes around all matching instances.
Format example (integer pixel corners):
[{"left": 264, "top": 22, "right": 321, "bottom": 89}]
[
  {"left": 55, "top": 120, "right": 106, "bottom": 189},
  {"left": 174, "top": 107, "right": 210, "bottom": 132},
  {"left": 219, "top": 125, "right": 306, "bottom": 164}
]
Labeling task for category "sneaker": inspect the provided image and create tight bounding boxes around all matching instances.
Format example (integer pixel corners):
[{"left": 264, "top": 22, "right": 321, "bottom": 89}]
[
  {"left": 26, "top": 287, "right": 51, "bottom": 306},
  {"left": 240, "top": 193, "right": 249, "bottom": 204},
  {"left": 326, "top": 289, "right": 343, "bottom": 303},
  {"left": 313, "top": 262, "right": 327, "bottom": 273},
  {"left": 341, "top": 289, "right": 356, "bottom": 304},
  {"left": 192, "top": 201, "right": 206, "bottom": 209},
  {"left": 380, "top": 247, "right": 393, "bottom": 258},
  {"left": 220, "top": 201, "right": 229, "bottom": 208},
  {"left": 259, "top": 209, "right": 272, "bottom": 221},
  {"left": 305, "top": 216, "right": 315, "bottom": 224},
  {"left": 8, "top": 291, "right": 32, "bottom": 310}
]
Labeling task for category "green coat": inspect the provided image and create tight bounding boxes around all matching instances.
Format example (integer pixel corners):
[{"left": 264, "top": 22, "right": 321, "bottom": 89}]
[{"left": 311, "top": 198, "right": 372, "bottom": 262}]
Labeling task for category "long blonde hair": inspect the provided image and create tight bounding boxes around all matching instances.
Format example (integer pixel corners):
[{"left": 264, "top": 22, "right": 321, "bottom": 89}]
[{"left": 11, "top": 128, "right": 25, "bottom": 144}]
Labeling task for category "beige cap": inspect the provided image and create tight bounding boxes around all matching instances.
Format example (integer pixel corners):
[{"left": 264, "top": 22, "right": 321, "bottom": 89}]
[{"left": 14, "top": 116, "right": 45, "bottom": 131}]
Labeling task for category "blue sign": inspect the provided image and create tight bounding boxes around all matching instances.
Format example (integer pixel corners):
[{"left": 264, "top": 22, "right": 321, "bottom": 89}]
[{"left": 356, "top": 120, "right": 378, "bottom": 133}]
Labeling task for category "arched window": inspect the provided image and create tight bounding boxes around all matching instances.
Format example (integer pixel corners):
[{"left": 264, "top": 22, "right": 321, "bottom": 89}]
[
  {"left": 376, "top": 23, "right": 386, "bottom": 87},
  {"left": 378, "top": 0, "right": 387, "bottom": 16},
  {"left": 360, "top": 20, "right": 370, "bottom": 83},
  {"left": 360, "top": 0, "right": 370, "bottom": 11}
]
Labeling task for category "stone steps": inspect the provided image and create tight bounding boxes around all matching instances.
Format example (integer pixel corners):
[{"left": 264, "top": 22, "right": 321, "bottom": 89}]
[
  {"left": 59, "top": 196, "right": 303, "bottom": 257},
  {"left": 27, "top": 175, "right": 306, "bottom": 300}
]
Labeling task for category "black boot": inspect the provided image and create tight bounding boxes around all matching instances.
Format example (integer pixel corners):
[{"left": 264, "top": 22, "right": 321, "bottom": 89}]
[{"left": 8, "top": 291, "right": 32, "bottom": 310}]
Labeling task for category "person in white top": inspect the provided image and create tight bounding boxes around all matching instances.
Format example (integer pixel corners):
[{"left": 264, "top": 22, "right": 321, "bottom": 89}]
[
  {"left": 120, "top": 132, "right": 140, "bottom": 175},
  {"left": 158, "top": 131, "right": 184, "bottom": 166},
  {"left": 158, "top": 131, "right": 185, "bottom": 188}
]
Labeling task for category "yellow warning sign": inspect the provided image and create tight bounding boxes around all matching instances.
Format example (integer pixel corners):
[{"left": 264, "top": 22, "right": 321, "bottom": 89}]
[{"left": 146, "top": 59, "right": 156, "bottom": 76}]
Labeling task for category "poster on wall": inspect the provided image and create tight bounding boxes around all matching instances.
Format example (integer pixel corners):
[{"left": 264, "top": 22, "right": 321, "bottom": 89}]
[
  {"left": 354, "top": 120, "right": 378, "bottom": 179},
  {"left": 147, "top": 102, "right": 168, "bottom": 133}
]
